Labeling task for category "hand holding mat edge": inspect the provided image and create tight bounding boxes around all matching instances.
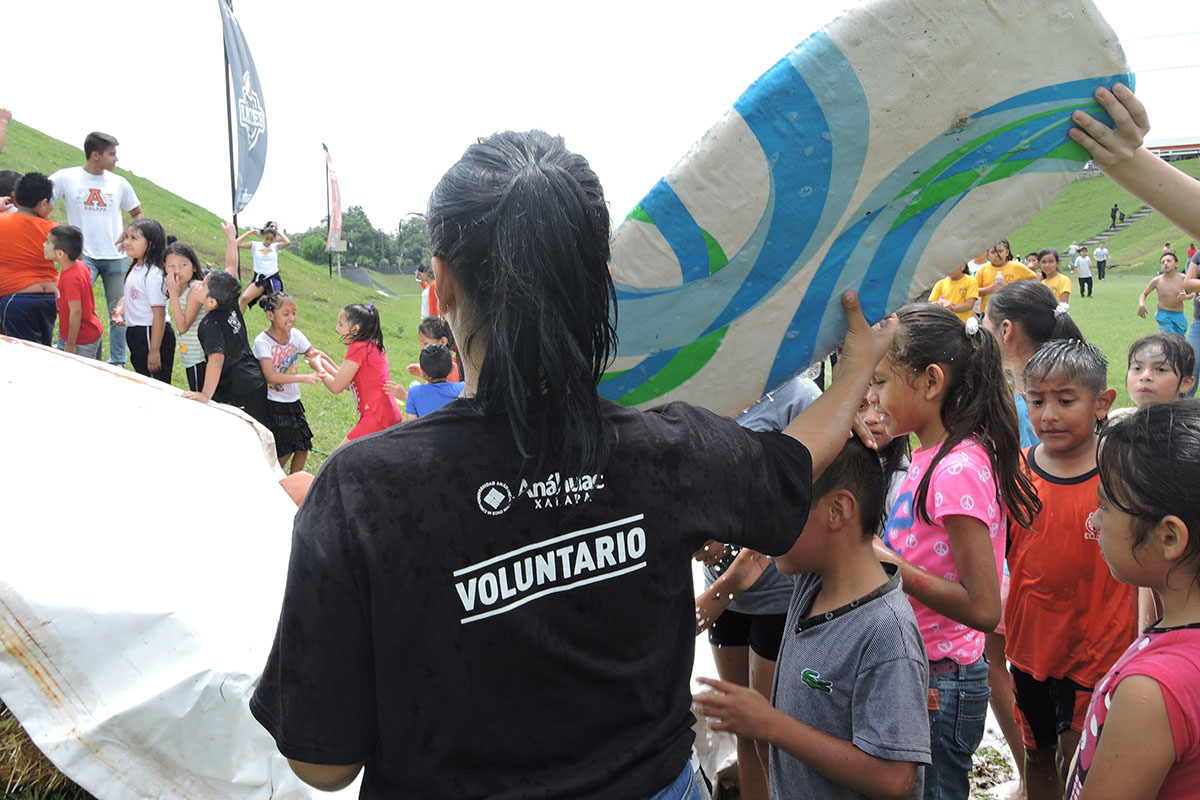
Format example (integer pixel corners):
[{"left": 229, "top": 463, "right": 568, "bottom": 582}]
[{"left": 780, "top": 292, "right": 895, "bottom": 476}]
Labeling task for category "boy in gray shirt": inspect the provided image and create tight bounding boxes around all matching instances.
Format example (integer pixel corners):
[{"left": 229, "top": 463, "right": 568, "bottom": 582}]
[{"left": 695, "top": 438, "right": 930, "bottom": 799}]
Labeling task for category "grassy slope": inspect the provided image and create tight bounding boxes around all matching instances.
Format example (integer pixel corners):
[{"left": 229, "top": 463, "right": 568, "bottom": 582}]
[
  {"left": 1, "top": 119, "right": 423, "bottom": 472},
  {"left": 1006, "top": 158, "right": 1200, "bottom": 408}
]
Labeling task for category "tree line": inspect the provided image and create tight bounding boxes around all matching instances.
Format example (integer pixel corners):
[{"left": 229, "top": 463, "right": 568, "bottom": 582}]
[{"left": 289, "top": 209, "right": 430, "bottom": 274}]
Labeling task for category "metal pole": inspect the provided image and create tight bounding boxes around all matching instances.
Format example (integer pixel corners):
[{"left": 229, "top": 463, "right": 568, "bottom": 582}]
[
  {"left": 326, "top": 151, "right": 333, "bottom": 279},
  {"left": 221, "top": 0, "right": 241, "bottom": 280}
]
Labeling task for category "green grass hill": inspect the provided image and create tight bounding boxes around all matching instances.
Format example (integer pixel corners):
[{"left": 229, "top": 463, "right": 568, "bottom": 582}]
[{"left": 1, "top": 119, "right": 423, "bottom": 472}]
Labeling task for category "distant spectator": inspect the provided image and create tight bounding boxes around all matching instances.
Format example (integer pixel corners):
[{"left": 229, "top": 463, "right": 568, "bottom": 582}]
[
  {"left": 0, "top": 172, "right": 58, "bottom": 344},
  {"left": 1110, "top": 202, "right": 1119, "bottom": 229},
  {"left": 50, "top": 132, "right": 144, "bottom": 366},
  {"left": 0, "top": 108, "right": 9, "bottom": 157},
  {"left": 1094, "top": 243, "right": 1109, "bottom": 281},
  {"left": 1189, "top": 243, "right": 1197, "bottom": 261}
]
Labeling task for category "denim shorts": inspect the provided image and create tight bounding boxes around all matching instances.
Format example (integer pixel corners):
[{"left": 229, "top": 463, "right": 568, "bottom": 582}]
[
  {"left": 924, "top": 657, "right": 989, "bottom": 800},
  {"left": 641, "top": 759, "right": 711, "bottom": 800}
]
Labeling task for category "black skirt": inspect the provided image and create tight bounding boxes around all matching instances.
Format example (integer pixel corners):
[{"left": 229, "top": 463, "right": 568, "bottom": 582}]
[{"left": 266, "top": 399, "right": 313, "bottom": 456}]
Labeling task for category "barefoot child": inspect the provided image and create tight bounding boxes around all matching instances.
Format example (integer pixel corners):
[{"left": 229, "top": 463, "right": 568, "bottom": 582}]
[
  {"left": 253, "top": 292, "right": 325, "bottom": 473},
  {"left": 184, "top": 270, "right": 269, "bottom": 427},
  {"left": 46, "top": 225, "right": 103, "bottom": 358},
  {"left": 927, "top": 263, "right": 979, "bottom": 321},
  {"left": 1138, "top": 252, "right": 1192, "bottom": 336},
  {"left": 1005, "top": 341, "right": 1135, "bottom": 800},
  {"left": 695, "top": 438, "right": 931, "bottom": 799},
  {"left": 869, "top": 305, "right": 1040, "bottom": 800},
  {"left": 1066, "top": 400, "right": 1200, "bottom": 798}
]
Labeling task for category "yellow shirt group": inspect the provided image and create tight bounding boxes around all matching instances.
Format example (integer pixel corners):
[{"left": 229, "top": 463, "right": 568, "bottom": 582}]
[
  {"left": 928, "top": 273, "right": 981, "bottom": 321},
  {"left": 975, "top": 260, "right": 1038, "bottom": 312}
]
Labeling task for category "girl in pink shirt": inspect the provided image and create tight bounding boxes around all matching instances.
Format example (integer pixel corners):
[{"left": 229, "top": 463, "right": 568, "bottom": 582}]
[
  {"left": 868, "top": 304, "right": 1039, "bottom": 800},
  {"left": 1066, "top": 401, "right": 1200, "bottom": 799},
  {"left": 318, "top": 303, "right": 404, "bottom": 446}
]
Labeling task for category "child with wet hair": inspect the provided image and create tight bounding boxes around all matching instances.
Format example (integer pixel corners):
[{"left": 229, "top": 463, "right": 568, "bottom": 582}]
[
  {"left": 1007, "top": 340, "right": 1135, "bottom": 800},
  {"left": 1110, "top": 333, "right": 1196, "bottom": 425}
]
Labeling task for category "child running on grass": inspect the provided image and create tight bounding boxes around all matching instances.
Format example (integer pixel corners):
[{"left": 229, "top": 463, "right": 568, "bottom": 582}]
[
  {"left": 253, "top": 292, "right": 325, "bottom": 473},
  {"left": 1138, "top": 252, "right": 1193, "bottom": 336},
  {"left": 869, "top": 304, "right": 1040, "bottom": 800},
  {"left": 1005, "top": 340, "right": 1136, "bottom": 800},
  {"left": 694, "top": 437, "right": 931, "bottom": 800},
  {"left": 1066, "top": 400, "right": 1200, "bottom": 799}
]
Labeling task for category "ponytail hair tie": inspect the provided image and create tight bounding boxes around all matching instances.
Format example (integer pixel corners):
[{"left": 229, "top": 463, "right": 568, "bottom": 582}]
[
  {"left": 1054, "top": 302, "right": 1069, "bottom": 318},
  {"left": 368, "top": 301, "right": 376, "bottom": 312},
  {"left": 964, "top": 315, "right": 980, "bottom": 337}
]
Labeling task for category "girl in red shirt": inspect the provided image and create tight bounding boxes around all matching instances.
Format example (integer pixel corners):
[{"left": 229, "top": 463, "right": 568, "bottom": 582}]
[{"left": 318, "top": 302, "right": 403, "bottom": 446}]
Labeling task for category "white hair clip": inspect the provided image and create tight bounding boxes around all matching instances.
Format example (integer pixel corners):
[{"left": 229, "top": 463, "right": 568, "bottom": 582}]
[
  {"left": 964, "top": 316, "right": 980, "bottom": 337},
  {"left": 1055, "top": 302, "right": 1070, "bottom": 318}
]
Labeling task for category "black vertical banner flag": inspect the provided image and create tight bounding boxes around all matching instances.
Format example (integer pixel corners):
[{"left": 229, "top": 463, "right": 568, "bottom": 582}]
[{"left": 218, "top": 0, "right": 267, "bottom": 214}]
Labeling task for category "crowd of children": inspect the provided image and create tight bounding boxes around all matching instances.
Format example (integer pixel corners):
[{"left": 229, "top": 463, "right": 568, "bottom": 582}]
[
  {"left": 692, "top": 217, "right": 1200, "bottom": 800},
  {"left": 0, "top": 163, "right": 464, "bottom": 459},
  {"left": 7, "top": 86, "right": 1200, "bottom": 800}
]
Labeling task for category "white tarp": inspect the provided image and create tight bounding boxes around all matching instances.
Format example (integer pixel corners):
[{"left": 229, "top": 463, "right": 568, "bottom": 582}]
[
  {"left": 0, "top": 337, "right": 727, "bottom": 797},
  {"left": 0, "top": 337, "right": 310, "bottom": 798}
]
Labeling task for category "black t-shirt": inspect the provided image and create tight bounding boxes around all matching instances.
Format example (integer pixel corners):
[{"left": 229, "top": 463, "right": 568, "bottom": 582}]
[
  {"left": 250, "top": 398, "right": 812, "bottom": 800},
  {"left": 197, "top": 307, "right": 266, "bottom": 403}
]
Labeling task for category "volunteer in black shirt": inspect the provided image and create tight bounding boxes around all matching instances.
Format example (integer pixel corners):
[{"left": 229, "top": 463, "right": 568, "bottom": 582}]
[{"left": 250, "top": 131, "right": 895, "bottom": 799}]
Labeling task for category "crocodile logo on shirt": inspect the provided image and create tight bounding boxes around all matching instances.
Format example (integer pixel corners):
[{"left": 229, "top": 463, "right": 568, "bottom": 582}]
[{"left": 801, "top": 668, "right": 833, "bottom": 693}]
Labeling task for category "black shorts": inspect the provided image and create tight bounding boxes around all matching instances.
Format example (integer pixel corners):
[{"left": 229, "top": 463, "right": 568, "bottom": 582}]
[
  {"left": 266, "top": 399, "right": 314, "bottom": 456},
  {"left": 707, "top": 608, "right": 786, "bottom": 660},
  {"left": 1010, "top": 665, "right": 1091, "bottom": 750},
  {"left": 248, "top": 273, "right": 284, "bottom": 307}
]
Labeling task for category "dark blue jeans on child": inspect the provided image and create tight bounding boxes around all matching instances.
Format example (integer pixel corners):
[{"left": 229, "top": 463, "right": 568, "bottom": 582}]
[{"left": 925, "top": 657, "right": 989, "bottom": 800}]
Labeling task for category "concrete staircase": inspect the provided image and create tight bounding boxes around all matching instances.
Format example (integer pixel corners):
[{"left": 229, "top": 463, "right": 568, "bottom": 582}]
[{"left": 1080, "top": 205, "right": 1155, "bottom": 248}]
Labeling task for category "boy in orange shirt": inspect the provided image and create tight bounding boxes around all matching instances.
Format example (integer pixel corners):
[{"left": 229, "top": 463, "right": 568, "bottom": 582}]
[
  {"left": 1006, "top": 340, "right": 1136, "bottom": 800},
  {"left": 48, "top": 225, "right": 103, "bottom": 358}
]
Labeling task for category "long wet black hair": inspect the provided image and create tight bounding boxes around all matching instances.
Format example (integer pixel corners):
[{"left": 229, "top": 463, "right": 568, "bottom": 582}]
[
  {"left": 890, "top": 304, "right": 1040, "bottom": 528},
  {"left": 426, "top": 130, "right": 617, "bottom": 476},
  {"left": 1100, "top": 400, "right": 1200, "bottom": 592},
  {"left": 986, "top": 281, "right": 1083, "bottom": 346}
]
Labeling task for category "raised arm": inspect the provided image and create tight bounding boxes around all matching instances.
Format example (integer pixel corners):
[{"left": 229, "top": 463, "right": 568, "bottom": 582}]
[
  {"left": 1072, "top": 84, "right": 1200, "bottom": 241},
  {"left": 783, "top": 292, "right": 897, "bottom": 477},
  {"left": 275, "top": 228, "right": 291, "bottom": 249},
  {"left": 221, "top": 221, "right": 242, "bottom": 276}
]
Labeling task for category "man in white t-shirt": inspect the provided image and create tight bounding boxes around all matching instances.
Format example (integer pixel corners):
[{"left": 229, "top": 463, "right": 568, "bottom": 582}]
[
  {"left": 51, "top": 132, "right": 144, "bottom": 366},
  {"left": 1094, "top": 244, "right": 1110, "bottom": 281}
]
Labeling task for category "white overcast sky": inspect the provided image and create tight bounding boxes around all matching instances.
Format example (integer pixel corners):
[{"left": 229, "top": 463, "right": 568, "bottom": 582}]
[{"left": 4, "top": 1, "right": 1196, "bottom": 235}]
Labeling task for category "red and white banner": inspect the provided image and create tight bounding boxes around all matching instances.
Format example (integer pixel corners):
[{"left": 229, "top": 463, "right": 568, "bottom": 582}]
[{"left": 323, "top": 143, "right": 342, "bottom": 253}]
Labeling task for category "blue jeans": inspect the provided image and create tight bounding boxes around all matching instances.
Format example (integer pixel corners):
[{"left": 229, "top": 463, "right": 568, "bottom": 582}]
[
  {"left": 641, "top": 760, "right": 710, "bottom": 800},
  {"left": 84, "top": 255, "right": 128, "bottom": 365},
  {"left": 925, "top": 658, "right": 989, "bottom": 800},
  {"left": 1188, "top": 318, "right": 1200, "bottom": 398}
]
